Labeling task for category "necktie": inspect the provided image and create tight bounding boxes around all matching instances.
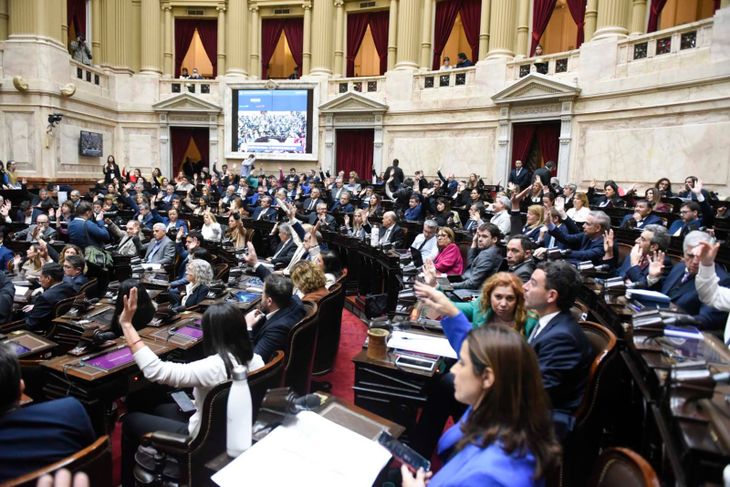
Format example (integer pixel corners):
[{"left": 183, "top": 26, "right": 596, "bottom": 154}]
[
  {"left": 527, "top": 324, "right": 540, "bottom": 344},
  {"left": 418, "top": 236, "right": 430, "bottom": 251},
  {"left": 381, "top": 228, "right": 391, "bottom": 244},
  {"left": 257, "top": 210, "right": 264, "bottom": 220},
  {"left": 148, "top": 241, "right": 161, "bottom": 260},
  {"left": 308, "top": 199, "right": 315, "bottom": 211},
  {"left": 680, "top": 271, "right": 691, "bottom": 284}
]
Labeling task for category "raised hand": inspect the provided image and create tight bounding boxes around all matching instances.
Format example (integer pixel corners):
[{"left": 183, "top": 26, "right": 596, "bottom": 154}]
[
  {"left": 119, "top": 287, "right": 138, "bottom": 329},
  {"left": 629, "top": 242, "right": 642, "bottom": 266},
  {"left": 244, "top": 241, "right": 258, "bottom": 267},
  {"left": 343, "top": 214, "right": 350, "bottom": 227},
  {"left": 648, "top": 250, "right": 666, "bottom": 279},
  {"left": 696, "top": 240, "right": 720, "bottom": 267},
  {"left": 603, "top": 229, "right": 614, "bottom": 255},
  {"left": 691, "top": 178, "right": 704, "bottom": 195},
  {"left": 589, "top": 179, "right": 596, "bottom": 189},
  {"left": 422, "top": 259, "right": 438, "bottom": 287},
  {"left": 414, "top": 281, "right": 459, "bottom": 318}
]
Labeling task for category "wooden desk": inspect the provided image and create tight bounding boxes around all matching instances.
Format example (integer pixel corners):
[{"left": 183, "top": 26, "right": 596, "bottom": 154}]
[
  {"left": 1, "top": 330, "right": 57, "bottom": 359},
  {"left": 139, "top": 313, "right": 204, "bottom": 350}
]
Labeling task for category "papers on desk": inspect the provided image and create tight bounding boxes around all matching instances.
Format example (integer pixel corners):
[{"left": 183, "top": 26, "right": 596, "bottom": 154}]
[
  {"left": 14, "top": 286, "right": 29, "bottom": 297},
  {"left": 211, "top": 411, "right": 391, "bottom": 487},
  {"left": 388, "top": 331, "right": 457, "bottom": 359},
  {"left": 626, "top": 289, "right": 671, "bottom": 304},
  {"left": 142, "top": 263, "right": 163, "bottom": 271}
]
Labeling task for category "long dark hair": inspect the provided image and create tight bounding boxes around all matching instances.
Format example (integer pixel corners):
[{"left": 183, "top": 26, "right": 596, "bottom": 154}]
[
  {"left": 458, "top": 325, "right": 561, "bottom": 479},
  {"left": 201, "top": 303, "right": 254, "bottom": 377},
  {"left": 111, "top": 280, "right": 156, "bottom": 336},
  {"left": 318, "top": 250, "right": 342, "bottom": 279}
]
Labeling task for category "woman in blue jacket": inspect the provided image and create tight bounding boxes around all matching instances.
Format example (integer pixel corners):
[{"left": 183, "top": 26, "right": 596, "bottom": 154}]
[{"left": 402, "top": 284, "right": 561, "bottom": 487}]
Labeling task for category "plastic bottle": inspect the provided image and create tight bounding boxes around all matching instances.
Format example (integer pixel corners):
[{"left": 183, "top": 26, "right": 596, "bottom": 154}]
[
  {"left": 226, "top": 365, "right": 252, "bottom": 457},
  {"left": 371, "top": 225, "right": 380, "bottom": 247}
]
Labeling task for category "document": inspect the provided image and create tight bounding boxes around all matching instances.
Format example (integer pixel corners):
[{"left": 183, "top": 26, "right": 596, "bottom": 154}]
[
  {"left": 388, "top": 331, "right": 457, "bottom": 359},
  {"left": 212, "top": 411, "right": 391, "bottom": 487}
]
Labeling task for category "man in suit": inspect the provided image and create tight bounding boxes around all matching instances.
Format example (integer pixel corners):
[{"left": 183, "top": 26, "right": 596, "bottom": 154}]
[
  {"left": 508, "top": 159, "right": 532, "bottom": 190},
  {"left": 620, "top": 200, "right": 665, "bottom": 229},
  {"left": 170, "top": 231, "right": 208, "bottom": 287},
  {"left": 383, "top": 158, "right": 404, "bottom": 187},
  {"left": 647, "top": 231, "right": 730, "bottom": 330},
  {"left": 308, "top": 202, "right": 337, "bottom": 231},
  {"left": 489, "top": 196, "right": 512, "bottom": 237},
  {"left": 13, "top": 213, "right": 56, "bottom": 242},
  {"left": 0, "top": 272, "right": 15, "bottom": 324},
  {"left": 329, "top": 178, "right": 347, "bottom": 205},
  {"left": 137, "top": 203, "right": 164, "bottom": 230},
  {"left": 615, "top": 224, "right": 670, "bottom": 283},
  {"left": 268, "top": 223, "right": 297, "bottom": 268},
  {"left": 410, "top": 220, "right": 439, "bottom": 261},
  {"left": 532, "top": 160, "right": 555, "bottom": 186},
  {"left": 143, "top": 223, "right": 176, "bottom": 265},
  {"left": 24, "top": 263, "right": 77, "bottom": 332},
  {"left": 562, "top": 183, "right": 577, "bottom": 210},
  {"left": 32, "top": 188, "right": 57, "bottom": 212},
  {"left": 107, "top": 219, "right": 144, "bottom": 257},
  {"left": 245, "top": 273, "right": 306, "bottom": 362},
  {"left": 301, "top": 187, "right": 324, "bottom": 213},
  {"left": 676, "top": 176, "right": 712, "bottom": 201},
  {"left": 452, "top": 223, "right": 502, "bottom": 291},
  {"left": 506, "top": 235, "right": 536, "bottom": 283},
  {"left": 62, "top": 254, "right": 88, "bottom": 293},
  {"left": 379, "top": 211, "right": 404, "bottom": 248},
  {"left": 668, "top": 200, "right": 714, "bottom": 238},
  {"left": 523, "top": 260, "right": 595, "bottom": 438},
  {"left": 547, "top": 210, "right": 609, "bottom": 266},
  {"left": 0, "top": 343, "right": 95, "bottom": 482},
  {"left": 157, "top": 184, "right": 177, "bottom": 211},
  {"left": 331, "top": 191, "right": 355, "bottom": 214},
  {"left": 13, "top": 201, "right": 43, "bottom": 225},
  {"left": 0, "top": 232, "right": 13, "bottom": 273},
  {"left": 251, "top": 196, "right": 278, "bottom": 221}
]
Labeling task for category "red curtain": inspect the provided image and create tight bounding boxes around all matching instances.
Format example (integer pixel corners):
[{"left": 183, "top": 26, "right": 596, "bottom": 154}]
[
  {"left": 261, "top": 19, "right": 285, "bottom": 79},
  {"left": 648, "top": 0, "right": 668, "bottom": 32},
  {"left": 283, "top": 18, "right": 304, "bottom": 71},
  {"left": 170, "top": 127, "right": 209, "bottom": 176},
  {"left": 195, "top": 20, "right": 218, "bottom": 77},
  {"left": 531, "top": 0, "right": 557, "bottom": 55},
  {"left": 369, "top": 11, "right": 390, "bottom": 75},
  {"left": 536, "top": 122, "right": 561, "bottom": 174},
  {"left": 460, "top": 0, "right": 481, "bottom": 65},
  {"left": 336, "top": 129, "right": 374, "bottom": 178},
  {"left": 67, "top": 0, "right": 87, "bottom": 38},
  {"left": 565, "top": 0, "right": 586, "bottom": 48},
  {"left": 175, "top": 20, "right": 199, "bottom": 77},
  {"left": 346, "top": 12, "right": 371, "bottom": 77},
  {"left": 511, "top": 124, "right": 538, "bottom": 169},
  {"left": 715, "top": 0, "right": 721, "bottom": 10},
  {"left": 191, "top": 128, "right": 210, "bottom": 171},
  {"left": 432, "top": 0, "right": 462, "bottom": 69}
]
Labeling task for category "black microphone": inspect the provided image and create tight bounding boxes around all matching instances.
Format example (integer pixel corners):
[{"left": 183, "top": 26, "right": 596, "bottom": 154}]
[
  {"left": 92, "top": 329, "right": 117, "bottom": 344},
  {"left": 291, "top": 394, "right": 322, "bottom": 413}
]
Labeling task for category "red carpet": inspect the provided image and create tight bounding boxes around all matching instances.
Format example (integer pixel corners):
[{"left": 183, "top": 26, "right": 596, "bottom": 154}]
[{"left": 111, "top": 309, "right": 366, "bottom": 485}]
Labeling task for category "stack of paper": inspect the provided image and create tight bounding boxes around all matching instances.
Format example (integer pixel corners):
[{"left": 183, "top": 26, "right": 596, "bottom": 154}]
[{"left": 387, "top": 331, "right": 457, "bottom": 359}]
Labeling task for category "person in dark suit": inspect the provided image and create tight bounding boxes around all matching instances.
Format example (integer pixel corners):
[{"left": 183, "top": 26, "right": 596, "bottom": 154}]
[
  {"left": 647, "top": 231, "right": 730, "bottom": 330},
  {"left": 13, "top": 202, "right": 43, "bottom": 225},
  {"left": 378, "top": 211, "right": 404, "bottom": 247},
  {"left": 245, "top": 273, "right": 306, "bottom": 362},
  {"left": 25, "top": 263, "right": 77, "bottom": 332},
  {"left": 251, "top": 196, "right": 278, "bottom": 221},
  {"left": 506, "top": 235, "right": 536, "bottom": 283},
  {"left": 508, "top": 160, "right": 532, "bottom": 190},
  {"left": 620, "top": 199, "right": 665, "bottom": 229},
  {"left": 68, "top": 201, "right": 110, "bottom": 249},
  {"left": 523, "top": 261, "right": 595, "bottom": 438},
  {"left": 532, "top": 161, "right": 555, "bottom": 186},
  {"left": 383, "top": 159, "right": 404, "bottom": 187},
  {"left": 455, "top": 51, "right": 474, "bottom": 67},
  {"left": 676, "top": 176, "right": 712, "bottom": 201},
  {"left": 0, "top": 232, "right": 15, "bottom": 274},
  {"left": 546, "top": 210, "right": 609, "bottom": 266},
  {"left": 308, "top": 202, "right": 337, "bottom": 231},
  {"left": 614, "top": 224, "right": 670, "bottom": 283},
  {"left": 0, "top": 272, "right": 15, "bottom": 324},
  {"left": 268, "top": 223, "right": 298, "bottom": 268},
  {"left": 143, "top": 224, "right": 176, "bottom": 265},
  {"left": 0, "top": 342, "right": 96, "bottom": 482},
  {"left": 62, "top": 254, "right": 88, "bottom": 293},
  {"left": 330, "top": 191, "right": 355, "bottom": 214},
  {"left": 668, "top": 199, "right": 714, "bottom": 238},
  {"left": 301, "top": 187, "right": 324, "bottom": 213},
  {"left": 171, "top": 259, "right": 212, "bottom": 312},
  {"left": 452, "top": 223, "right": 502, "bottom": 291}
]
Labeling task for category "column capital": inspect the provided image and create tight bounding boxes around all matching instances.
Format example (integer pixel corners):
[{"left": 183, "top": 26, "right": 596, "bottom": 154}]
[
  {"left": 333, "top": 0, "right": 344, "bottom": 7},
  {"left": 217, "top": 5, "right": 227, "bottom": 13},
  {"left": 249, "top": 5, "right": 259, "bottom": 13},
  {"left": 302, "top": 1, "right": 313, "bottom": 9},
  {"left": 161, "top": 0, "right": 172, "bottom": 11}
]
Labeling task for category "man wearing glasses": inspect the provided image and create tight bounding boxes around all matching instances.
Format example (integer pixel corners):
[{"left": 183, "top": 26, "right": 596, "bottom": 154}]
[{"left": 13, "top": 214, "right": 56, "bottom": 242}]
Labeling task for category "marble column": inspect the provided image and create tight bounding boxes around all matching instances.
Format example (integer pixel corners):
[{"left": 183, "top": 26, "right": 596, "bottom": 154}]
[
  {"left": 594, "top": 0, "right": 630, "bottom": 39},
  {"left": 419, "top": 0, "right": 432, "bottom": 69},
  {"left": 115, "top": 0, "right": 133, "bottom": 71},
  {"left": 61, "top": 0, "right": 68, "bottom": 46},
  {"left": 248, "top": 6, "right": 260, "bottom": 78},
  {"left": 162, "top": 3, "right": 173, "bottom": 75},
  {"left": 140, "top": 0, "right": 161, "bottom": 74},
  {"left": 302, "top": 1, "right": 312, "bottom": 74},
  {"left": 478, "top": 0, "right": 491, "bottom": 59},
  {"left": 0, "top": 0, "right": 9, "bottom": 41},
  {"left": 216, "top": 4, "right": 226, "bottom": 76},
  {"left": 92, "top": 0, "right": 102, "bottom": 61},
  {"left": 515, "top": 0, "right": 529, "bottom": 56},
  {"left": 333, "top": 0, "right": 344, "bottom": 76},
  {"left": 226, "top": 0, "right": 248, "bottom": 76},
  {"left": 629, "top": 0, "right": 647, "bottom": 35},
  {"left": 387, "top": 0, "right": 398, "bottom": 70},
  {"left": 395, "top": 0, "right": 419, "bottom": 69},
  {"left": 309, "top": 0, "right": 333, "bottom": 75},
  {"left": 8, "top": 0, "right": 37, "bottom": 36},
  {"left": 584, "top": 0, "right": 598, "bottom": 40},
  {"left": 486, "top": 0, "right": 517, "bottom": 58}
]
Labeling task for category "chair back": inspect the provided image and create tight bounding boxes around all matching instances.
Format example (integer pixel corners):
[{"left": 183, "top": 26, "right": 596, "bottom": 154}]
[
  {"left": 53, "top": 295, "right": 79, "bottom": 318},
  {"left": 283, "top": 301, "right": 318, "bottom": 395},
  {"left": 184, "top": 350, "right": 285, "bottom": 486},
  {"left": 78, "top": 278, "right": 99, "bottom": 299},
  {"left": 312, "top": 282, "right": 346, "bottom": 376},
  {"left": 3, "top": 436, "right": 112, "bottom": 487},
  {"left": 590, "top": 448, "right": 660, "bottom": 487},
  {"left": 213, "top": 262, "right": 229, "bottom": 281}
]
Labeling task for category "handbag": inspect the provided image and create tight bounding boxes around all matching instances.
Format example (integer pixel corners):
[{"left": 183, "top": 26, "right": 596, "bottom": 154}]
[{"left": 82, "top": 220, "right": 114, "bottom": 270}]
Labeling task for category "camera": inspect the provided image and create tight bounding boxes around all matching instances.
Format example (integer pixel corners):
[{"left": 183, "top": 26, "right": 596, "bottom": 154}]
[{"left": 48, "top": 113, "right": 63, "bottom": 126}]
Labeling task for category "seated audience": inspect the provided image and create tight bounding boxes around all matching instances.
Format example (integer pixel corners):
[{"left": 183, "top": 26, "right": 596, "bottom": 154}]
[
  {"left": 226, "top": 213, "right": 249, "bottom": 249},
  {"left": 677, "top": 176, "right": 711, "bottom": 201},
  {"left": 588, "top": 180, "right": 625, "bottom": 208},
  {"left": 620, "top": 199, "right": 664, "bottom": 229},
  {"left": 433, "top": 227, "right": 464, "bottom": 275},
  {"left": 268, "top": 223, "right": 297, "bottom": 268},
  {"left": 522, "top": 205, "right": 545, "bottom": 242},
  {"left": 331, "top": 191, "right": 355, "bottom": 214},
  {"left": 613, "top": 224, "right": 670, "bottom": 282},
  {"left": 404, "top": 195, "right": 424, "bottom": 222},
  {"left": 343, "top": 209, "right": 371, "bottom": 239},
  {"left": 13, "top": 213, "right": 55, "bottom": 242},
  {"left": 252, "top": 196, "right": 277, "bottom": 221},
  {"left": 566, "top": 191, "right": 590, "bottom": 223},
  {"left": 506, "top": 235, "right": 537, "bottom": 283},
  {"left": 12, "top": 243, "right": 50, "bottom": 278},
  {"left": 655, "top": 177, "right": 674, "bottom": 197},
  {"left": 62, "top": 254, "right": 88, "bottom": 292},
  {"left": 463, "top": 204, "right": 484, "bottom": 233},
  {"left": 489, "top": 196, "right": 512, "bottom": 237},
  {"left": 378, "top": 211, "right": 404, "bottom": 247},
  {"left": 645, "top": 187, "right": 673, "bottom": 213},
  {"left": 451, "top": 223, "right": 502, "bottom": 291},
  {"left": 668, "top": 199, "right": 714, "bottom": 238},
  {"left": 546, "top": 210, "right": 609, "bottom": 266},
  {"left": 108, "top": 219, "right": 144, "bottom": 257},
  {"left": 25, "top": 263, "right": 77, "bottom": 332},
  {"left": 201, "top": 211, "right": 223, "bottom": 242},
  {"left": 309, "top": 202, "right": 337, "bottom": 231}
]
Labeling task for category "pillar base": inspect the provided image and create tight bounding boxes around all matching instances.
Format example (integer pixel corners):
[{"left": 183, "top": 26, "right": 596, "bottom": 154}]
[
  {"left": 139, "top": 68, "right": 162, "bottom": 76},
  {"left": 394, "top": 61, "right": 418, "bottom": 70},
  {"left": 485, "top": 48, "right": 515, "bottom": 60},
  {"left": 592, "top": 26, "right": 628, "bottom": 40},
  {"left": 225, "top": 69, "right": 248, "bottom": 77}
]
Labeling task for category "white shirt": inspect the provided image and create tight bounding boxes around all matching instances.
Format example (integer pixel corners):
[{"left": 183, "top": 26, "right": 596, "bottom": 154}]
[
  {"left": 490, "top": 210, "right": 511, "bottom": 237},
  {"left": 567, "top": 206, "right": 590, "bottom": 223},
  {"left": 410, "top": 234, "right": 438, "bottom": 261},
  {"left": 529, "top": 310, "right": 561, "bottom": 344},
  {"left": 696, "top": 263, "right": 730, "bottom": 344},
  {"left": 202, "top": 222, "right": 222, "bottom": 242},
  {"left": 134, "top": 347, "right": 264, "bottom": 438}
]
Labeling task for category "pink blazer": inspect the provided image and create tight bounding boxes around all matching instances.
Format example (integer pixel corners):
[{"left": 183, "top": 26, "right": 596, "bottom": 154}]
[{"left": 434, "top": 243, "right": 464, "bottom": 275}]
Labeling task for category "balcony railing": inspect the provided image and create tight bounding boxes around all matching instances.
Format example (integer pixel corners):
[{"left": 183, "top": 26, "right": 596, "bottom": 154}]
[
  {"left": 415, "top": 66, "right": 476, "bottom": 90},
  {"left": 508, "top": 50, "right": 580, "bottom": 80},
  {"left": 329, "top": 75, "right": 385, "bottom": 97},
  {"left": 618, "top": 18, "right": 713, "bottom": 64},
  {"left": 159, "top": 78, "right": 220, "bottom": 101},
  {"left": 70, "top": 60, "right": 107, "bottom": 88}
]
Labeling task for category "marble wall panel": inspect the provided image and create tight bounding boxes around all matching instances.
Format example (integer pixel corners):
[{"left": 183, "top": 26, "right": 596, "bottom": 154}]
[{"left": 3, "top": 112, "right": 34, "bottom": 166}]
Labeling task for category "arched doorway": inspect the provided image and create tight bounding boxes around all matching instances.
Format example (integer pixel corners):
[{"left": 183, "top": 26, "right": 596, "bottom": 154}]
[{"left": 511, "top": 121, "right": 561, "bottom": 176}]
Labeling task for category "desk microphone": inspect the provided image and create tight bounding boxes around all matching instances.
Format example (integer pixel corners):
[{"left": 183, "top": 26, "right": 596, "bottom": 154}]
[
  {"left": 92, "top": 329, "right": 117, "bottom": 344},
  {"left": 292, "top": 394, "right": 322, "bottom": 412}
]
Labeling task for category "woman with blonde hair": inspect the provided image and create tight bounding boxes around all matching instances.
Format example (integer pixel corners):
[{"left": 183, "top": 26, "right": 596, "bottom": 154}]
[
  {"left": 566, "top": 192, "right": 590, "bottom": 223},
  {"left": 290, "top": 260, "right": 328, "bottom": 302},
  {"left": 522, "top": 205, "right": 544, "bottom": 242},
  {"left": 433, "top": 227, "right": 464, "bottom": 275},
  {"left": 201, "top": 210, "right": 222, "bottom": 242}
]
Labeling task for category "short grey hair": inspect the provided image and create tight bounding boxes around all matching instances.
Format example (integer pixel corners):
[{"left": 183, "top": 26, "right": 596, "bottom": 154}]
[
  {"left": 279, "top": 223, "right": 292, "bottom": 237},
  {"left": 383, "top": 211, "right": 397, "bottom": 221},
  {"left": 424, "top": 219, "right": 439, "bottom": 230},
  {"left": 644, "top": 224, "right": 669, "bottom": 251},
  {"left": 589, "top": 210, "right": 611, "bottom": 231},
  {"left": 126, "top": 220, "right": 141, "bottom": 229},
  {"left": 187, "top": 258, "right": 214, "bottom": 286},
  {"left": 565, "top": 183, "right": 577, "bottom": 193},
  {"left": 497, "top": 196, "right": 511, "bottom": 209},
  {"left": 683, "top": 230, "right": 713, "bottom": 254},
  {"left": 152, "top": 222, "right": 166, "bottom": 232}
]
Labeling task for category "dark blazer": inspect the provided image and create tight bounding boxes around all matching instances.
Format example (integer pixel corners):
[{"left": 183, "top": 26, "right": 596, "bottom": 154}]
[
  {"left": 0, "top": 245, "right": 14, "bottom": 273},
  {"left": 13, "top": 208, "right": 44, "bottom": 225},
  {"left": 68, "top": 217, "right": 110, "bottom": 248},
  {"left": 301, "top": 197, "right": 323, "bottom": 212},
  {"left": 63, "top": 274, "right": 88, "bottom": 293},
  {"left": 140, "top": 212, "right": 164, "bottom": 229},
  {"left": 548, "top": 227, "right": 605, "bottom": 265},
  {"left": 509, "top": 258, "right": 536, "bottom": 283},
  {"left": 26, "top": 281, "right": 77, "bottom": 332},
  {"left": 658, "top": 262, "right": 730, "bottom": 330},
  {"left": 379, "top": 224, "right": 404, "bottom": 248},
  {"left": 533, "top": 167, "right": 551, "bottom": 186},
  {"left": 620, "top": 213, "right": 664, "bottom": 229},
  {"left": 308, "top": 213, "right": 337, "bottom": 231},
  {"left": 251, "top": 295, "right": 306, "bottom": 363},
  {"left": 509, "top": 167, "right": 532, "bottom": 190},
  {"left": 0, "top": 272, "right": 14, "bottom": 323},
  {"left": 174, "top": 284, "right": 210, "bottom": 312},
  {"left": 668, "top": 218, "right": 703, "bottom": 238},
  {"left": 452, "top": 246, "right": 502, "bottom": 290},
  {"left": 0, "top": 397, "right": 95, "bottom": 482},
  {"left": 252, "top": 206, "right": 277, "bottom": 221},
  {"left": 270, "top": 238, "right": 297, "bottom": 268},
  {"left": 331, "top": 201, "right": 355, "bottom": 214}
]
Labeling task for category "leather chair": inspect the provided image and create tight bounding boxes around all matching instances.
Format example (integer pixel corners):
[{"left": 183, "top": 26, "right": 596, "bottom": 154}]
[
  {"left": 142, "top": 350, "right": 285, "bottom": 487},
  {"left": 53, "top": 295, "right": 80, "bottom": 318},
  {"left": 3, "top": 435, "right": 112, "bottom": 487},
  {"left": 78, "top": 278, "right": 98, "bottom": 299},
  {"left": 282, "top": 301, "right": 318, "bottom": 395},
  {"left": 560, "top": 321, "right": 619, "bottom": 486},
  {"left": 0, "top": 318, "right": 26, "bottom": 334},
  {"left": 589, "top": 448, "right": 660, "bottom": 487},
  {"left": 312, "top": 282, "right": 346, "bottom": 377}
]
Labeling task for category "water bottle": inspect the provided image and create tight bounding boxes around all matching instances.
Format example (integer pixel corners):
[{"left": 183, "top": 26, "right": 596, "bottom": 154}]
[
  {"left": 371, "top": 225, "right": 380, "bottom": 247},
  {"left": 226, "top": 365, "right": 252, "bottom": 457}
]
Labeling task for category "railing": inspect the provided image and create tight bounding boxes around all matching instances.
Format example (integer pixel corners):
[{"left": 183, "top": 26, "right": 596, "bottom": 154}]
[
  {"left": 414, "top": 66, "right": 476, "bottom": 90},
  {"left": 70, "top": 60, "right": 108, "bottom": 88},
  {"left": 618, "top": 18, "right": 713, "bottom": 64},
  {"left": 159, "top": 78, "right": 218, "bottom": 97},
  {"left": 508, "top": 49, "right": 580, "bottom": 80},
  {"left": 329, "top": 75, "right": 385, "bottom": 96}
]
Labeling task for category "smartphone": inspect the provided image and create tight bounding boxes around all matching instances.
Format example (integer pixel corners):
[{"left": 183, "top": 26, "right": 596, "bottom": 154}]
[
  {"left": 395, "top": 354, "right": 436, "bottom": 373},
  {"left": 170, "top": 391, "right": 196, "bottom": 413},
  {"left": 377, "top": 431, "right": 431, "bottom": 472}
]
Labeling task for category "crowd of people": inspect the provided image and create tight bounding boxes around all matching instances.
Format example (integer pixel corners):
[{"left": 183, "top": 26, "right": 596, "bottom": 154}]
[{"left": 0, "top": 154, "right": 728, "bottom": 486}]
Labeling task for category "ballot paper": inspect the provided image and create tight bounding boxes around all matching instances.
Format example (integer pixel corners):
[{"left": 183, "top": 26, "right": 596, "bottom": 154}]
[
  {"left": 626, "top": 288, "right": 671, "bottom": 304},
  {"left": 14, "top": 286, "right": 29, "bottom": 297},
  {"left": 387, "top": 331, "right": 457, "bottom": 359},
  {"left": 211, "top": 411, "right": 391, "bottom": 487}
]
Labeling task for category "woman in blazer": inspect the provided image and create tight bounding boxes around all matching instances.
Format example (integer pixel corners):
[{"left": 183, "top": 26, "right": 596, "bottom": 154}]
[
  {"left": 172, "top": 258, "right": 213, "bottom": 312},
  {"left": 433, "top": 227, "right": 464, "bottom": 275}
]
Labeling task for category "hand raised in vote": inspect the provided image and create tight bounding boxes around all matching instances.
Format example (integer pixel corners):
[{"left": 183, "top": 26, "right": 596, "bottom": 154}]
[
  {"left": 119, "top": 287, "right": 138, "bottom": 330},
  {"left": 647, "top": 250, "right": 666, "bottom": 279},
  {"left": 244, "top": 241, "right": 258, "bottom": 267},
  {"left": 629, "top": 243, "right": 642, "bottom": 266},
  {"left": 696, "top": 240, "right": 720, "bottom": 267},
  {"left": 603, "top": 229, "right": 614, "bottom": 254},
  {"left": 36, "top": 469, "right": 89, "bottom": 487},
  {"left": 422, "top": 259, "right": 438, "bottom": 287},
  {"left": 414, "top": 282, "right": 459, "bottom": 318}
]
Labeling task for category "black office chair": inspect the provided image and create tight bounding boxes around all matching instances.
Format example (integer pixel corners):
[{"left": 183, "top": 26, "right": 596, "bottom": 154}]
[
  {"left": 282, "top": 302, "right": 318, "bottom": 396},
  {"left": 312, "top": 282, "right": 346, "bottom": 376},
  {"left": 589, "top": 448, "right": 660, "bottom": 487}
]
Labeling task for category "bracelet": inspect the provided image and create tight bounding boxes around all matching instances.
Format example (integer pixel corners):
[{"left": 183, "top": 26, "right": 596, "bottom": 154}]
[{"left": 129, "top": 338, "right": 143, "bottom": 347}]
